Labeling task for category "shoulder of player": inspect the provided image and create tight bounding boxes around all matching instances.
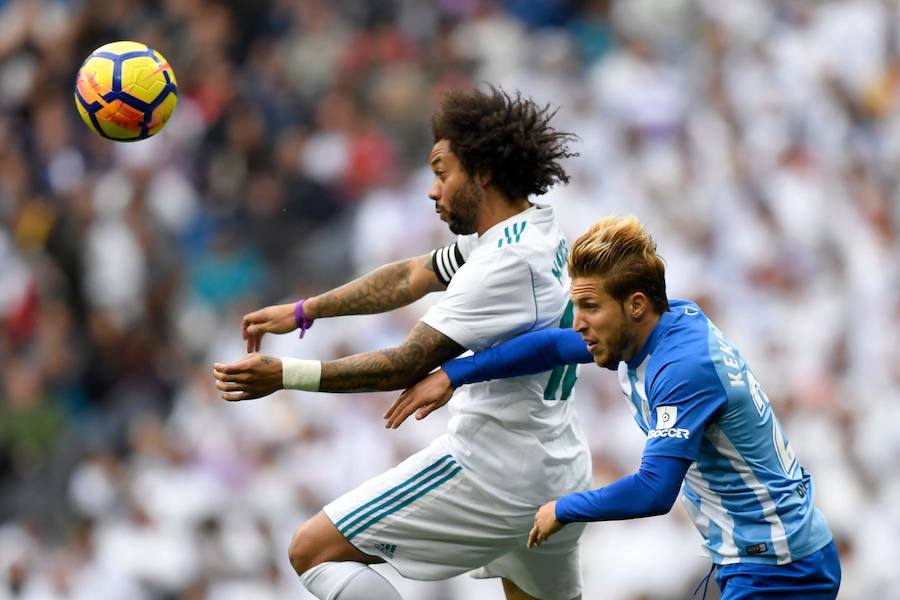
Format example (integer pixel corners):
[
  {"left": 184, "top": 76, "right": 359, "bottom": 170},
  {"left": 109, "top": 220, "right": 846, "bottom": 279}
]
[
  {"left": 490, "top": 218, "right": 535, "bottom": 251},
  {"left": 458, "top": 209, "right": 560, "bottom": 271},
  {"left": 481, "top": 228, "right": 562, "bottom": 268},
  {"left": 490, "top": 204, "right": 560, "bottom": 245},
  {"left": 462, "top": 243, "right": 532, "bottom": 274},
  {"left": 646, "top": 320, "right": 720, "bottom": 395},
  {"left": 448, "top": 243, "right": 532, "bottom": 288}
]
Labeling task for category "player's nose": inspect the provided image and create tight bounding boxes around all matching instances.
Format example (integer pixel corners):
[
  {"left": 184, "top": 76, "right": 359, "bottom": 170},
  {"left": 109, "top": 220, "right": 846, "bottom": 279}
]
[
  {"left": 427, "top": 178, "right": 441, "bottom": 201},
  {"left": 571, "top": 311, "right": 587, "bottom": 333}
]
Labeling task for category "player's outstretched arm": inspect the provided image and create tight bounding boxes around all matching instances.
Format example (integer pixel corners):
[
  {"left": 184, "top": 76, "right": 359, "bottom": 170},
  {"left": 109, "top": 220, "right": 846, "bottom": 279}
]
[
  {"left": 308, "top": 253, "right": 445, "bottom": 319},
  {"left": 527, "top": 454, "right": 691, "bottom": 548},
  {"left": 241, "top": 253, "right": 445, "bottom": 352},
  {"left": 383, "top": 327, "right": 592, "bottom": 429},
  {"left": 213, "top": 321, "right": 464, "bottom": 400},
  {"left": 318, "top": 322, "right": 463, "bottom": 392},
  {"left": 442, "top": 327, "right": 591, "bottom": 387}
]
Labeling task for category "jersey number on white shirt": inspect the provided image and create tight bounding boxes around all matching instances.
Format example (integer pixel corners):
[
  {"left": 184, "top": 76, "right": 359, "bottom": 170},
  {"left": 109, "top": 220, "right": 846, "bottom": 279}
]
[{"left": 543, "top": 300, "right": 578, "bottom": 401}]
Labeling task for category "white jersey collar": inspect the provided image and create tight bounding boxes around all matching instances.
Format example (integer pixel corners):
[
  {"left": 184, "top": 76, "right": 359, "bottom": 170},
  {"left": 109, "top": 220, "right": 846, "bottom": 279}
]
[{"left": 474, "top": 203, "right": 552, "bottom": 248}]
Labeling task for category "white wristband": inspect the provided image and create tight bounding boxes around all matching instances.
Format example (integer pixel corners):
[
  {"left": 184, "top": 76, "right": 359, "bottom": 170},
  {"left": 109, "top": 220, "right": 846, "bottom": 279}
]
[{"left": 281, "top": 357, "right": 322, "bottom": 391}]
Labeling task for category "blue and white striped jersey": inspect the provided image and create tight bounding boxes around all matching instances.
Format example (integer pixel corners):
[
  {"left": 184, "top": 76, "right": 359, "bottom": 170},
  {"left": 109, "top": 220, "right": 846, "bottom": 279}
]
[{"left": 619, "top": 299, "right": 833, "bottom": 565}]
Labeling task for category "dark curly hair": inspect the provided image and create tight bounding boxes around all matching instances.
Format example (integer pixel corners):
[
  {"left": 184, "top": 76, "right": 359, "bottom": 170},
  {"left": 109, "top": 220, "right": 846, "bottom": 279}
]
[{"left": 431, "top": 86, "right": 578, "bottom": 201}]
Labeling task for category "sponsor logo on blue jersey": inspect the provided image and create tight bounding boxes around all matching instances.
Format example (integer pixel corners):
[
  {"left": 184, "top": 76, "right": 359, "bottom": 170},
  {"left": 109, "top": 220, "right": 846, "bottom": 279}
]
[{"left": 648, "top": 427, "right": 691, "bottom": 439}]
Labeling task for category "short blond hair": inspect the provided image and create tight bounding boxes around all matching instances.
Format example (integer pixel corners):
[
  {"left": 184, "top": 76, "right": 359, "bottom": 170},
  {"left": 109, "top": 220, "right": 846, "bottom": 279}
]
[{"left": 568, "top": 215, "right": 669, "bottom": 312}]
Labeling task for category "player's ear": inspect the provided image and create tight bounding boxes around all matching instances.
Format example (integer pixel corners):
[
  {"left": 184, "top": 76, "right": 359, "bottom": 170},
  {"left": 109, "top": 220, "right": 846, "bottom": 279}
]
[
  {"left": 628, "top": 292, "right": 649, "bottom": 320},
  {"left": 476, "top": 170, "right": 492, "bottom": 188}
]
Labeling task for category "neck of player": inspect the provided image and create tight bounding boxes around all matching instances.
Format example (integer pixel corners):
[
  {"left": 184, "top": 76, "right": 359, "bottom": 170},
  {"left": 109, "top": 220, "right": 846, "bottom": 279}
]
[
  {"left": 477, "top": 192, "right": 532, "bottom": 236},
  {"left": 628, "top": 309, "right": 662, "bottom": 362}
]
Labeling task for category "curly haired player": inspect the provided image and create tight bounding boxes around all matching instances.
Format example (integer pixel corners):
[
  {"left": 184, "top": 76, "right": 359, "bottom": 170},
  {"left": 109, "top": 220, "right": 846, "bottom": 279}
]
[{"left": 213, "top": 87, "right": 592, "bottom": 600}]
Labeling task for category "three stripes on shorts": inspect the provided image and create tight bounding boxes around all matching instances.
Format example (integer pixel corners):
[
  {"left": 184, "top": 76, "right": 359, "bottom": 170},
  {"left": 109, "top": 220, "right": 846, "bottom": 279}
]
[{"left": 336, "top": 454, "right": 462, "bottom": 541}]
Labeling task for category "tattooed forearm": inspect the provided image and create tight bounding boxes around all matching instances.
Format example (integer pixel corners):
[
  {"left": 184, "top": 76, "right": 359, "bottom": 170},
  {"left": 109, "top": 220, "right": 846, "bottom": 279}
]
[
  {"left": 320, "top": 348, "right": 425, "bottom": 392},
  {"left": 312, "top": 261, "right": 413, "bottom": 318},
  {"left": 319, "top": 322, "right": 463, "bottom": 392},
  {"left": 310, "top": 254, "right": 442, "bottom": 319}
]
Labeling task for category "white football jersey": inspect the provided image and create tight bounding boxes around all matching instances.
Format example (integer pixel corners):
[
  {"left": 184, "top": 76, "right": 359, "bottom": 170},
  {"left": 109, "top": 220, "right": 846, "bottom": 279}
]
[{"left": 421, "top": 204, "right": 592, "bottom": 506}]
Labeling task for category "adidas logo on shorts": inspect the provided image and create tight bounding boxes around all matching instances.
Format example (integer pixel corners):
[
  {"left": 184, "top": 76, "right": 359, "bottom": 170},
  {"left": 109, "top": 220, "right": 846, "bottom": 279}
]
[{"left": 374, "top": 542, "right": 397, "bottom": 558}]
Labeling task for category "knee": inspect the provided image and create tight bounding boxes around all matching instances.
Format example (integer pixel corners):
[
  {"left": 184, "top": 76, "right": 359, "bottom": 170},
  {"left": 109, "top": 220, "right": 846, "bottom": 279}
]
[
  {"left": 288, "top": 521, "right": 321, "bottom": 575},
  {"left": 289, "top": 511, "right": 365, "bottom": 576}
]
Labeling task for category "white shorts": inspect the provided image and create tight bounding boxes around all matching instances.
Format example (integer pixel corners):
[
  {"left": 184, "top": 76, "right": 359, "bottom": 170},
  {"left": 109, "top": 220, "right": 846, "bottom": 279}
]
[{"left": 323, "top": 438, "right": 585, "bottom": 600}]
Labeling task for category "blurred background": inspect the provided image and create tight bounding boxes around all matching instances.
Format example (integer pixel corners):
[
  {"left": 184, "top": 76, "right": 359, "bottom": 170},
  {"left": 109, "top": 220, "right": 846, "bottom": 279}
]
[{"left": 1, "top": 0, "right": 899, "bottom": 598}]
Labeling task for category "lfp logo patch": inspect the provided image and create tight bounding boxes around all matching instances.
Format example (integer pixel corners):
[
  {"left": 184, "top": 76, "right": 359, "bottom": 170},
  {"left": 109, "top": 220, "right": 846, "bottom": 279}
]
[
  {"left": 649, "top": 406, "right": 690, "bottom": 439},
  {"left": 656, "top": 406, "right": 677, "bottom": 429}
]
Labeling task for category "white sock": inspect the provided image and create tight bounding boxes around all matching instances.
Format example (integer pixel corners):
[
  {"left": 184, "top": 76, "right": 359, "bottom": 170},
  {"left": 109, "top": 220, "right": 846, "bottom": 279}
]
[{"left": 299, "top": 561, "right": 403, "bottom": 600}]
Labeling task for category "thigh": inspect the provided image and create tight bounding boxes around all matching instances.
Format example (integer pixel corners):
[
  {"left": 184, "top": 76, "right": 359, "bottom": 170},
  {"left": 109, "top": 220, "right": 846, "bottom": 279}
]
[
  {"left": 323, "top": 441, "right": 524, "bottom": 581},
  {"left": 502, "top": 578, "right": 538, "bottom": 600},
  {"left": 473, "top": 520, "right": 585, "bottom": 600}
]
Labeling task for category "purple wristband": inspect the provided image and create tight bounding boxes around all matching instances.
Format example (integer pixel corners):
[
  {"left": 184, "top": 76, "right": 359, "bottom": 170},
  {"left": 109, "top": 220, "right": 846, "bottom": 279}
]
[{"left": 294, "top": 299, "right": 314, "bottom": 338}]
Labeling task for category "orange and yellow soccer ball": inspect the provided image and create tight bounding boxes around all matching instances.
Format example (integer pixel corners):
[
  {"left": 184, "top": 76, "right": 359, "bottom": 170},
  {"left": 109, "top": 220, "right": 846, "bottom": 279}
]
[{"left": 74, "top": 41, "right": 177, "bottom": 142}]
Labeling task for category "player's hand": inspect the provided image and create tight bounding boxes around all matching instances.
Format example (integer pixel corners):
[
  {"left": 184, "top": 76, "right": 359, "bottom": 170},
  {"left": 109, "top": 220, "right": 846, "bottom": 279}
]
[
  {"left": 242, "top": 303, "right": 297, "bottom": 353},
  {"left": 383, "top": 369, "right": 454, "bottom": 429},
  {"left": 527, "top": 501, "right": 564, "bottom": 549},
  {"left": 213, "top": 354, "right": 283, "bottom": 401}
]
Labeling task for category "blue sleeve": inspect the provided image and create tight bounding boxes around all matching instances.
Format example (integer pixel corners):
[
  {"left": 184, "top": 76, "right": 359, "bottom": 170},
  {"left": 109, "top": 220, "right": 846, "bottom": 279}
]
[
  {"left": 555, "top": 454, "right": 691, "bottom": 523},
  {"left": 643, "top": 359, "right": 727, "bottom": 461},
  {"left": 442, "top": 328, "right": 592, "bottom": 388}
]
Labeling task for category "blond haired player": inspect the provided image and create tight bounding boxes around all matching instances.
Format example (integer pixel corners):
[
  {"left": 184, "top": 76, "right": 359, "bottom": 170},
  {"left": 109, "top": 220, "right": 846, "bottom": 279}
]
[{"left": 391, "top": 216, "right": 840, "bottom": 600}]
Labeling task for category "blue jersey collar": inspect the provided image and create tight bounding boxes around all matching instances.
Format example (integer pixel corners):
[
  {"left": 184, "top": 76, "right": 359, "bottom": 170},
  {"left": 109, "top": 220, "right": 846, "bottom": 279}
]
[{"left": 626, "top": 309, "right": 675, "bottom": 369}]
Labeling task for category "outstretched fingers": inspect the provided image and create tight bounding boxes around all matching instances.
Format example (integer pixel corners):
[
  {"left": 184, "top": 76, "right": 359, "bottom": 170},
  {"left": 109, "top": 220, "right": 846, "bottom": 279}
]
[
  {"left": 212, "top": 369, "right": 249, "bottom": 383},
  {"left": 383, "top": 386, "right": 453, "bottom": 429},
  {"left": 383, "top": 390, "right": 421, "bottom": 429},
  {"left": 239, "top": 304, "right": 299, "bottom": 352},
  {"left": 213, "top": 359, "right": 255, "bottom": 399},
  {"left": 242, "top": 313, "right": 267, "bottom": 353},
  {"left": 213, "top": 358, "right": 252, "bottom": 376},
  {"left": 221, "top": 391, "right": 255, "bottom": 402},
  {"left": 415, "top": 392, "right": 450, "bottom": 421},
  {"left": 212, "top": 354, "right": 282, "bottom": 402}
]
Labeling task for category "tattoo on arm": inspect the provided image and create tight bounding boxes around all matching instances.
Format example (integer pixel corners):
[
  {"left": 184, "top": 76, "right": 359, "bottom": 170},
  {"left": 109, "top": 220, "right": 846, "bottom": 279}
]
[
  {"left": 320, "top": 322, "right": 464, "bottom": 392},
  {"left": 313, "top": 261, "right": 412, "bottom": 317},
  {"left": 312, "top": 254, "right": 443, "bottom": 318}
]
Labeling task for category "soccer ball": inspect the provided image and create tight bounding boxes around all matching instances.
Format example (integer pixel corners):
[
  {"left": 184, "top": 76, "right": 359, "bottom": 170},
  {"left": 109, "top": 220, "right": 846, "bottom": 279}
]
[{"left": 74, "top": 41, "right": 177, "bottom": 142}]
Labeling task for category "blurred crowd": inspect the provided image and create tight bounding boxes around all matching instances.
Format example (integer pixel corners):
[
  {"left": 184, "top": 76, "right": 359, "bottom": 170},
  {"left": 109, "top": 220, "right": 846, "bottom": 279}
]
[{"left": 1, "top": 0, "right": 899, "bottom": 598}]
